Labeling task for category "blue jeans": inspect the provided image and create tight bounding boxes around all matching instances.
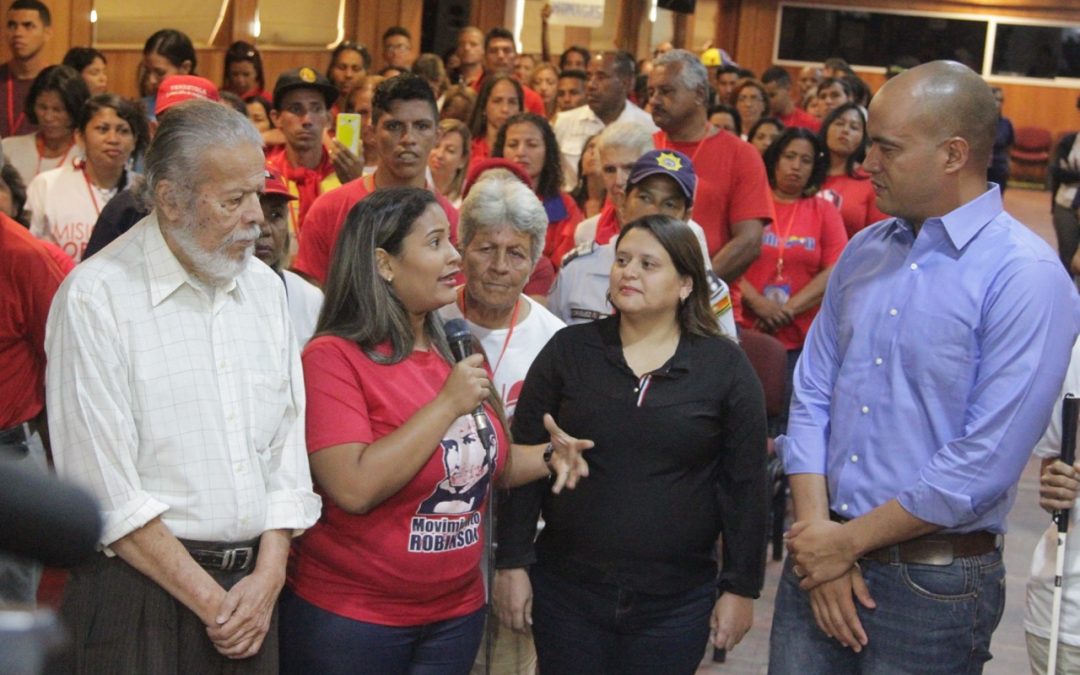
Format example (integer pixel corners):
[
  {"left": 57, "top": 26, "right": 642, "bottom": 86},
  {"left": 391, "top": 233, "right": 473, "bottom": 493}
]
[
  {"left": 529, "top": 564, "right": 714, "bottom": 675},
  {"left": 278, "top": 587, "right": 486, "bottom": 675},
  {"left": 768, "top": 550, "right": 1006, "bottom": 674}
]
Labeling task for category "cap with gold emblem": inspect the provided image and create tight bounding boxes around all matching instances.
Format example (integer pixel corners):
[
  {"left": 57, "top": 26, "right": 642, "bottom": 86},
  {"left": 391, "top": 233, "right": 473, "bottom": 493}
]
[
  {"left": 625, "top": 149, "right": 697, "bottom": 203},
  {"left": 272, "top": 66, "right": 339, "bottom": 110}
]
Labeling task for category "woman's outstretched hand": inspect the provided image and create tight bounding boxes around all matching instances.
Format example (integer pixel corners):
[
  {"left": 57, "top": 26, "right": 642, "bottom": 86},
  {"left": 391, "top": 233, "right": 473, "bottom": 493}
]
[{"left": 542, "top": 413, "right": 593, "bottom": 494}]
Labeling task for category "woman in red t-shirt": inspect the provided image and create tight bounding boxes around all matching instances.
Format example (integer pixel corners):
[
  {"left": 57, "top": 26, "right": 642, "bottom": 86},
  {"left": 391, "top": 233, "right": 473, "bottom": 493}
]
[
  {"left": 281, "top": 187, "right": 590, "bottom": 675},
  {"left": 467, "top": 74, "right": 522, "bottom": 171},
  {"left": 493, "top": 112, "right": 583, "bottom": 266},
  {"left": 739, "top": 128, "right": 847, "bottom": 422},
  {"left": 818, "top": 102, "right": 887, "bottom": 238}
]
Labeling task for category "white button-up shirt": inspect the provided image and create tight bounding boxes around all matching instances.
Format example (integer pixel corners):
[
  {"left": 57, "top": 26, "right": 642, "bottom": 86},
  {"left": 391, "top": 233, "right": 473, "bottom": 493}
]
[
  {"left": 554, "top": 101, "right": 658, "bottom": 191},
  {"left": 46, "top": 213, "right": 320, "bottom": 547}
]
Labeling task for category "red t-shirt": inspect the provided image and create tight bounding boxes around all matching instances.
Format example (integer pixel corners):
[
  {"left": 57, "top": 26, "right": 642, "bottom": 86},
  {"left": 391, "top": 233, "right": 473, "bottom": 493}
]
[
  {"left": 469, "top": 137, "right": 491, "bottom": 173},
  {"left": 0, "top": 214, "right": 64, "bottom": 428},
  {"left": 523, "top": 255, "right": 555, "bottom": 296},
  {"left": 653, "top": 129, "right": 774, "bottom": 319},
  {"left": 292, "top": 174, "right": 460, "bottom": 286},
  {"left": 820, "top": 172, "right": 888, "bottom": 239},
  {"left": 292, "top": 336, "right": 509, "bottom": 625},
  {"left": 545, "top": 192, "right": 584, "bottom": 267},
  {"left": 739, "top": 196, "right": 847, "bottom": 350},
  {"left": 778, "top": 106, "right": 821, "bottom": 133}
]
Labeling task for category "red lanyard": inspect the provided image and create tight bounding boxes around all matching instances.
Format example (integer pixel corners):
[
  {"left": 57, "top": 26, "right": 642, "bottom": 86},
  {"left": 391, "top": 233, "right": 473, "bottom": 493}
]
[
  {"left": 459, "top": 288, "right": 521, "bottom": 377},
  {"left": 7, "top": 75, "right": 24, "bottom": 135},
  {"left": 81, "top": 163, "right": 105, "bottom": 217},
  {"left": 772, "top": 199, "right": 801, "bottom": 279},
  {"left": 655, "top": 121, "right": 714, "bottom": 167},
  {"left": 35, "top": 133, "right": 73, "bottom": 177}
]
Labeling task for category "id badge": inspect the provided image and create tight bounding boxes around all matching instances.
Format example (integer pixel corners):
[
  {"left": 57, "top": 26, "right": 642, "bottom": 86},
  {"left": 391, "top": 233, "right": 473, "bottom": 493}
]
[{"left": 763, "top": 281, "right": 791, "bottom": 305}]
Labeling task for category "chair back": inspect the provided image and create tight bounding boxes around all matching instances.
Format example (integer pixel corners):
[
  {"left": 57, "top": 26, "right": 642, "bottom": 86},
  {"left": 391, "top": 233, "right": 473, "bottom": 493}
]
[{"left": 739, "top": 329, "right": 787, "bottom": 419}]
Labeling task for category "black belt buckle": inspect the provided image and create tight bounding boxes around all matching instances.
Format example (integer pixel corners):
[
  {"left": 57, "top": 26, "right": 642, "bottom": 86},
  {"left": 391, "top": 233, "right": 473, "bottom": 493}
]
[{"left": 219, "top": 546, "right": 255, "bottom": 572}]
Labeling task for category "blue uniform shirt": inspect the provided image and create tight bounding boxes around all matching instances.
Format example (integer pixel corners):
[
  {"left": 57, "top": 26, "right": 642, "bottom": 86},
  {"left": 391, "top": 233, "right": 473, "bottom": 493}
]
[{"left": 781, "top": 185, "right": 1080, "bottom": 533}]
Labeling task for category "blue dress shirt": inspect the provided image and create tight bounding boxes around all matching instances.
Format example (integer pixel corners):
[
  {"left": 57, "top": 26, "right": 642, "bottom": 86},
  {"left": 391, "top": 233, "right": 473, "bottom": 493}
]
[{"left": 782, "top": 185, "right": 1080, "bottom": 533}]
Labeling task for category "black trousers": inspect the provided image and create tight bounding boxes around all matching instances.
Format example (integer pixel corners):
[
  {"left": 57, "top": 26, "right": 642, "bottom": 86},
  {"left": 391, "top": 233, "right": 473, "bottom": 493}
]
[{"left": 47, "top": 553, "right": 277, "bottom": 674}]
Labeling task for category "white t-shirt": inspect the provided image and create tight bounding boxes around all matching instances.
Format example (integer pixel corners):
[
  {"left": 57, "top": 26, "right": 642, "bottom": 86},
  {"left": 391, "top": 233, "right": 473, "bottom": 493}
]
[
  {"left": 440, "top": 294, "right": 565, "bottom": 418},
  {"left": 1026, "top": 336, "right": 1080, "bottom": 646},
  {"left": 2, "top": 133, "right": 83, "bottom": 187},
  {"left": 28, "top": 159, "right": 119, "bottom": 263},
  {"left": 283, "top": 269, "right": 323, "bottom": 346},
  {"left": 554, "top": 101, "right": 658, "bottom": 191}
]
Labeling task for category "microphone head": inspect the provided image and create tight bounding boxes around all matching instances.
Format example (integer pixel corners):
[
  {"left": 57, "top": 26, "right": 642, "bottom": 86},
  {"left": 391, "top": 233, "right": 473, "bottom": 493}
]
[{"left": 443, "top": 318, "right": 471, "bottom": 343}]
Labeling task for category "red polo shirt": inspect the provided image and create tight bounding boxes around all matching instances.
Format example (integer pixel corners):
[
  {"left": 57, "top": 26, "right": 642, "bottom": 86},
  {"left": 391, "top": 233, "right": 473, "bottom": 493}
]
[
  {"left": 293, "top": 174, "right": 459, "bottom": 286},
  {"left": 1, "top": 214, "right": 65, "bottom": 428}
]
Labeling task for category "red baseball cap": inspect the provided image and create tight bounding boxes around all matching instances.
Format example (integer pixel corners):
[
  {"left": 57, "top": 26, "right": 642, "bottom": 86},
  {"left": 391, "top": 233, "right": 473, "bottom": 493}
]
[
  {"left": 155, "top": 75, "right": 221, "bottom": 116},
  {"left": 461, "top": 158, "right": 533, "bottom": 200},
  {"left": 262, "top": 167, "right": 297, "bottom": 201}
]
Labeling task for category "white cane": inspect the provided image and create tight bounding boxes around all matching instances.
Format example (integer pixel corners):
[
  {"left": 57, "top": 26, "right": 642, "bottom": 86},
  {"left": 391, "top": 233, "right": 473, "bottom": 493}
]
[{"left": 1047, "top": 395, "right": 1079, "bottom": 675}]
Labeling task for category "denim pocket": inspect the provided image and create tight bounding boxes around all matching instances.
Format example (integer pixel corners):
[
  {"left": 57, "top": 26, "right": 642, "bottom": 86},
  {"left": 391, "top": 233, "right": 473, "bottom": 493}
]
[{"left": 899, "top": 560, "right": 977, "bottom": 600}]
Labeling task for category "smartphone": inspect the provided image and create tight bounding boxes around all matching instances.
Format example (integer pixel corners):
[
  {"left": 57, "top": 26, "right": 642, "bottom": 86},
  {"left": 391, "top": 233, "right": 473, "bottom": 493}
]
[{"left": 336, "top": 113, "right": 362, "bottom": 155}]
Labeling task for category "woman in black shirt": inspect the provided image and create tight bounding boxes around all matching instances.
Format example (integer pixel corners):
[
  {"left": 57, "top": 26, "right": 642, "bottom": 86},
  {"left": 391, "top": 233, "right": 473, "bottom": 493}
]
[{"left": 496, "top": 214, "right": 768, "bottom": 674}]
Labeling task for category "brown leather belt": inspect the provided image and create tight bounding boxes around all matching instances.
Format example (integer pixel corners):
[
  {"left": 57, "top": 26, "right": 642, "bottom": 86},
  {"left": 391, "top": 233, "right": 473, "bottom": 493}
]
[{"left": 830, "top": 512, "right": 999, "bottom": 566}]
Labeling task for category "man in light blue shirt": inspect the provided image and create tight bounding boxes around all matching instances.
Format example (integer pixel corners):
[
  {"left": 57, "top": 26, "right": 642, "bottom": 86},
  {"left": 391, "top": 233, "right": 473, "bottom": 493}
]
[{"left": 769, "top": 60, "right": 1080, "bottom": 674}]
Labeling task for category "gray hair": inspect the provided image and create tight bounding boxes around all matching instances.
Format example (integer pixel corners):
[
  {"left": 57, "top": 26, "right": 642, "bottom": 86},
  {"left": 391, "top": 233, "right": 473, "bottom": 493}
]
[
  {"left": 654, "top": 49, "right": 709, "bottom": 97},
  {"left": 595, "top": 120, "right": 655, "bottom": 158},
  {"left": 145, "top": 99, "right": 263, "bottom": 205},
  {"left": 459, "top": 170, "right": 548, "bottom": 264}
]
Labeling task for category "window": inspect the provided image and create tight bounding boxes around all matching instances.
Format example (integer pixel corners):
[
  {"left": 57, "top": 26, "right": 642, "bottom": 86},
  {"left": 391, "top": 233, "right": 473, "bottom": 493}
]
[
  {"left": 93, "top": 0, "right": 228, "bottom": 46},
  {"left": 775, "top": 3, "right": 1080, "bottom": 86},
  {"left": 776, "top": 5, "right": 987, "bottom": 72},
  {"left": 992, "top": 24, "right": 1080, "bottom": 80},
  {"left": 255, "top": 0, "right": 345, "bottom": 48}
]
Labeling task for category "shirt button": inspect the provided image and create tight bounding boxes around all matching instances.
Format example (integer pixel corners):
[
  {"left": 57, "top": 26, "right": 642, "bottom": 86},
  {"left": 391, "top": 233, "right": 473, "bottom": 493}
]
[
  {"left": 874, "top": 357, "right": 883, "bottom": 366},
  {"left": 861, "top": 405, "right": 869, "bottom": 414},
  {"left": 851, "top": 454, "right": 859, "bottom": 462},
  {"left": 889, "top": 308, "right": 898, "bottom": 316},
  {"left": 910, "top": 263, "right": 918, "bottom": 270},
  {"left": 633, "top": 387, "right": 640, "bottom": 393},
  {"left": 840, "top": 503, "right": 849, "bottom": 512},
  {"left": 228, "top": 412, "right": 237, "bottom": 422},
  {"left": 234, "top": 463, "right": 244, "bottom": 473}
]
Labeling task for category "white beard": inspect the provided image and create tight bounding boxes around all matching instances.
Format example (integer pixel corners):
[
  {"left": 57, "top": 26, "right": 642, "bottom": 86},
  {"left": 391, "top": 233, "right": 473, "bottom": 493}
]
[{"left": 170, "top": 219, "right": 259, "bottom": 286}]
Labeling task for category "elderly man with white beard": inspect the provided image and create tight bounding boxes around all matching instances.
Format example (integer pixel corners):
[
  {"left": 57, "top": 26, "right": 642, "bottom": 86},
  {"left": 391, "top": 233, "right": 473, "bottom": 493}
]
[{"left": 44, "top": 100, "right": 321, "bottom": 674}]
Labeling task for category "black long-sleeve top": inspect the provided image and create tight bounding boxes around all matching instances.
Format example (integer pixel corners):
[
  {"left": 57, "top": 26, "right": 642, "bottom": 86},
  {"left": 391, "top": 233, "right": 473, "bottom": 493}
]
[
  {"left": 1051, "top": 132, "right": 1080, "bottom": 203},
  {"left": 496, "top": 316, "right": 768, "bottom": 598}
]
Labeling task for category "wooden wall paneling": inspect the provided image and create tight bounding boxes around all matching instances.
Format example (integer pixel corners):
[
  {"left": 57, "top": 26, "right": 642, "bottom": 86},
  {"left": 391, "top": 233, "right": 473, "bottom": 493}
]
[
  {"left": 354, "top": 0, "right": 381, "bottom": 58},
  {"left": 470, "top": 1, "right": 506, "bottom": 34},
  {"left": 715, "top": 0, "right": 740, "bottom": 62},
  {"left": 69, "top": 0, "right": 93, "bottom": 49},
  {"left": 230, "top": 0, "right": 257, "bottom": 44},
  {"left": 614, "top": 0, "right": 646, "bottom": 56}
]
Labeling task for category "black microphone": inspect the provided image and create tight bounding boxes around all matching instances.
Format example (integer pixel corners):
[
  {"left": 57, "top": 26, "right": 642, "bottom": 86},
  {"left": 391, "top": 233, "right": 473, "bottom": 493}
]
[
  {"left": 443, "top": 318, "right": 493, "bottom": 450},
  {"left": 0, "top": 461, "right": 101, "bottom": 567}
]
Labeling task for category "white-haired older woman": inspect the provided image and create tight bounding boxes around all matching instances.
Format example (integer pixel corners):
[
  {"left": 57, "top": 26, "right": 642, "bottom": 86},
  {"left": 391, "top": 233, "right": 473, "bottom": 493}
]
[{"left": 440, "top": 169, "right": 567, "bottom": 673}]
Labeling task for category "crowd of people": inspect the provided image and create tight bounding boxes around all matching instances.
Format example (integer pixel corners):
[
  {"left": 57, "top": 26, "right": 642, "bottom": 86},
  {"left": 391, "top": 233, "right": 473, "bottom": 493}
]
[{"left": 4, "top": 0, "right": 1080, "bottom": 673}]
